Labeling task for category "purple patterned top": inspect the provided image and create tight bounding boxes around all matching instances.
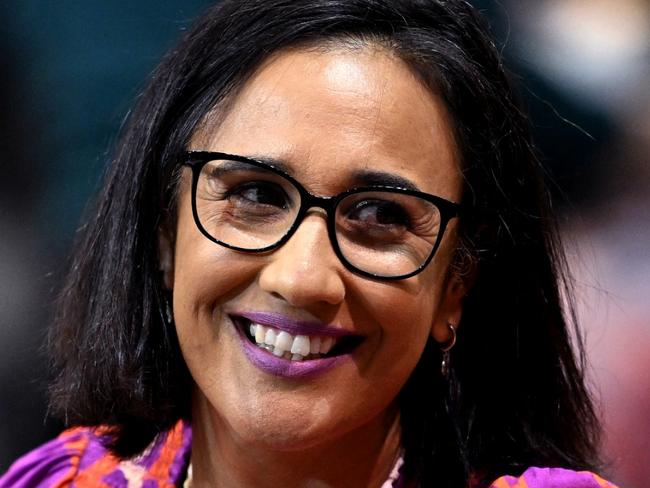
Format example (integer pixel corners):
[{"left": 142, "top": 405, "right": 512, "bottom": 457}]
[{"left": 0, "top": 421, "right": 619, "bottom": 487}]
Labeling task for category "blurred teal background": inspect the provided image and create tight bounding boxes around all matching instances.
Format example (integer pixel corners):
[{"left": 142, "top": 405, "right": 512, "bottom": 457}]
[
  {"left": 1, "top": 1, "right": 648, "bottom": 486},
  {"left": 0, "top": 0, "right": 213, "bottom": 469}
]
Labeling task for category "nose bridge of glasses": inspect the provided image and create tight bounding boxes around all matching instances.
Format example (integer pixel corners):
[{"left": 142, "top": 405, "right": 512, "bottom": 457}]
[
  {"left": 289, "top": 192, "right": 336, "bottom": 248},
  {"left": 299, "top": 191, "right": 338, "bottom": 214},
  {"left": 295, "top": 191, "right": 345, "bottom": 242},
  {"left": 304, "top": 207, "right": 328, "bottom": 219},
  {"left": 286, "top": 190, "right": 336, "bottom": 235},
  {"left": 278, "top": 208, "right": 342, "bottom": 275},
  {"left": 275, "top": 189, "right": 343, "bottom": 263}
]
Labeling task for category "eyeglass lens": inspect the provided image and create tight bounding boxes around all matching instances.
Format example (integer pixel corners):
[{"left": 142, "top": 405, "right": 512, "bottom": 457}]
[{"left": 195, "top": 158, "right": 442, "bottom": 277}]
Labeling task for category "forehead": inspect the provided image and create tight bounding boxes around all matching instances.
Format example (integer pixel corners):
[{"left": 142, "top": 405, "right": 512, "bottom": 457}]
[{"left": 190, "top": 45, "right": 462, "bottom": 199}]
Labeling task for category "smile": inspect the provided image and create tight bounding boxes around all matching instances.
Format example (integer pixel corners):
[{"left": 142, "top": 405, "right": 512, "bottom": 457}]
[
  {"left": 246, "top": 322, "right": 338, "bottom": 361},
  {"left": 231, "top": 312, "right": 362, "bottom": 378}
]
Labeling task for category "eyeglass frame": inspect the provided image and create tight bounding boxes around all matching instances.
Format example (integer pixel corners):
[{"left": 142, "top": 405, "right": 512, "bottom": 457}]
[{"left": 182, "top": 150, "right": 461, "bottom": 281}]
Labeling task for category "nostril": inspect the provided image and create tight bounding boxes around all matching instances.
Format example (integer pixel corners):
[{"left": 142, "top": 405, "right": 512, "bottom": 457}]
[{"left": 268, "top": 291, "right": 284, "bottom": 300}]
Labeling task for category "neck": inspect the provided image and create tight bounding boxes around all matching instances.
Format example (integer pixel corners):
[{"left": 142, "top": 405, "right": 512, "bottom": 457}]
[{"left": 189, "top": 391, "right": 403, "bottom": 488}]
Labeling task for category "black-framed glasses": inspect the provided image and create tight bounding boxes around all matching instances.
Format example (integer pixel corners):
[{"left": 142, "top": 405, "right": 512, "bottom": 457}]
[{"left": 182, "top": 151, "right": 461, "bottom": 280}]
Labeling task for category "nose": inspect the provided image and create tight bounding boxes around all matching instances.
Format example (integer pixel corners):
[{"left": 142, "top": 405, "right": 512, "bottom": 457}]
[{"left": 258, "top": 213, "right": 346, "bottom": 307}]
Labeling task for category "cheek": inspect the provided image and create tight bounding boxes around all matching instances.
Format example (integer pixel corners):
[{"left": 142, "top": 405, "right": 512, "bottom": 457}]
[
  {"left": 348, "top": 264, "right": 441, "bottom": 382},
  {"left": 359, "top": 264, "right": 440, "bottom": 335},
  {"left": 170, "top": 229, "right": 266, "bottom": 402},
  {"left": 170, "top": 204, "right": 260, "bottom": 345}
]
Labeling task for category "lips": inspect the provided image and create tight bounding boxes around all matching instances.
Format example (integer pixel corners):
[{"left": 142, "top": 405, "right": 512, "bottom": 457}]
[
  {"left": 230, "top": 312, "right": 362, "bottom": 378},
  {"left": 235, "top": 311, "right": 357, "bottom": 338}
]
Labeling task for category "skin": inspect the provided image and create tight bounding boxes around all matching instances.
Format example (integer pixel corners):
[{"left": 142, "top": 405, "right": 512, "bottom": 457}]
[{"left": 160, "top": 45, "right": 466, "bottom": 487}]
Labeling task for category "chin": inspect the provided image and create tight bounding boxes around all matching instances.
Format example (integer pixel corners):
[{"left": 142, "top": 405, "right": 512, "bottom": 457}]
[{"left": 230, "top": 415, "right": 341, "bottom": 452}]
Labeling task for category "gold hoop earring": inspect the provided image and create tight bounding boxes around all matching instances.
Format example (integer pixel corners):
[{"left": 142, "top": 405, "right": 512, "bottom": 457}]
[{"left": 440, "top": 323, "right": 456, "bottom": 378}]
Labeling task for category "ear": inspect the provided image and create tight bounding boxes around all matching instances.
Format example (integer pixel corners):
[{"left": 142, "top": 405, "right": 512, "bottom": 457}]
[
  {"left": 431, "top": 273, "right": 467, "bottom": 344},
  {"left": 158, "top": 225, "right": 175, "bottom": 290}
]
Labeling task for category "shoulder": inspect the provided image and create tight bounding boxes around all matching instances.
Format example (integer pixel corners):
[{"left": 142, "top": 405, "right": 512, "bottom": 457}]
[
  {"left": 487, "top": 466, "right": 619, "bottom": 488},
  {"left": 0, "top": 420, "right": 191, "bottom": 488}
]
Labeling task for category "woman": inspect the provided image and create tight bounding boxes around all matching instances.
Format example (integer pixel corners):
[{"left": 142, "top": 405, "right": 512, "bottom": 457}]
[{"left": 0, "top": 0, "right": 619, "bottom": 487}]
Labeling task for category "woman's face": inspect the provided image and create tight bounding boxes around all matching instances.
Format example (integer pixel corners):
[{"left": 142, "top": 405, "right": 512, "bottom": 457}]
[{"left": 165, "top": 45, "right": 464, "bottom": 451}]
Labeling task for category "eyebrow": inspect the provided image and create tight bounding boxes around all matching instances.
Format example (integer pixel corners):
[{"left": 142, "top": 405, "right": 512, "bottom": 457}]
[
  {"left": 246, "top": 155, "right": 421, "bottom": 192},
  {"left": 349, "top": 169, "right": 420, "bottom": 192},
  {"left": 250, "top": 156, "right": 294, "bottom": 175},
  {"left": 208, "top": 159, "right": 276, "bottom": 176}
]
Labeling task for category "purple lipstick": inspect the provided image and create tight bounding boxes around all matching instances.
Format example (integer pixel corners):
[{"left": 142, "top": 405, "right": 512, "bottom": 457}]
[
  {"left": 231, "top": 312, "right": 360, "bottom": 378},
  {"left": 236, "top": 311, "right": 353, "bottom": 338}
]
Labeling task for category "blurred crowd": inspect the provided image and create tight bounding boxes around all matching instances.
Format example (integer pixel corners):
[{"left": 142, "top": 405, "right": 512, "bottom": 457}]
[
  {"left": 499, "top": 2, "right": 650, "bottom": 485},
  {"left": 1, "top": 1, "right": 648, "bottom": 486}
]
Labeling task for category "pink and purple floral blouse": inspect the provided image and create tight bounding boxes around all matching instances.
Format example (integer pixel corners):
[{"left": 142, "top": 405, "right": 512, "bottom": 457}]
[{"left": 0, "top": 421, "right": 619, "bottom": 487}]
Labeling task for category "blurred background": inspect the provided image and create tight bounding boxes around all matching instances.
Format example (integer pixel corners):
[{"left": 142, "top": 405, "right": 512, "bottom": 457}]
[{"left": 0, "top": 1, "right": 648, "bottom": 486}]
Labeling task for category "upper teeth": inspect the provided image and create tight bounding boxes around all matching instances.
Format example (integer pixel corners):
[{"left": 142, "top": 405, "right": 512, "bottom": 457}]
[{"left": 248, "top": 322, "right": 338, "bottom": 361}]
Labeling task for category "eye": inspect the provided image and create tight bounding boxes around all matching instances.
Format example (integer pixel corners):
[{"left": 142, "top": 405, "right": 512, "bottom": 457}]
[
  {"left": 346, "top": 199, "right": 410, "bottom": 228},
  {"left": 229, "top": 181, "right": 290, "bottom": 209}
]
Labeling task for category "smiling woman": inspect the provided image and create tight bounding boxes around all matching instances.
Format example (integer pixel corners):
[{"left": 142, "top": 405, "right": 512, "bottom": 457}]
[
  {"left": 169, "top": 49, "right": 464, "bottom": 486},
  {"left": 0, "top": 1, "right": 620, "bottom": 488}
]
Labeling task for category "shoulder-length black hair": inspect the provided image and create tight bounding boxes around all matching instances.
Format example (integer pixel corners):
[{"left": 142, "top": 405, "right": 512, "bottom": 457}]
[{"left": 48, "top": 1, "right": 602, "bottom": 486}]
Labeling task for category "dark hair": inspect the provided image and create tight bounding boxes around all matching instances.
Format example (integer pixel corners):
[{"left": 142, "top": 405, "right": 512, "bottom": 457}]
[{"left": 48, "top": 1, "right": 602, "bottom": 486}]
